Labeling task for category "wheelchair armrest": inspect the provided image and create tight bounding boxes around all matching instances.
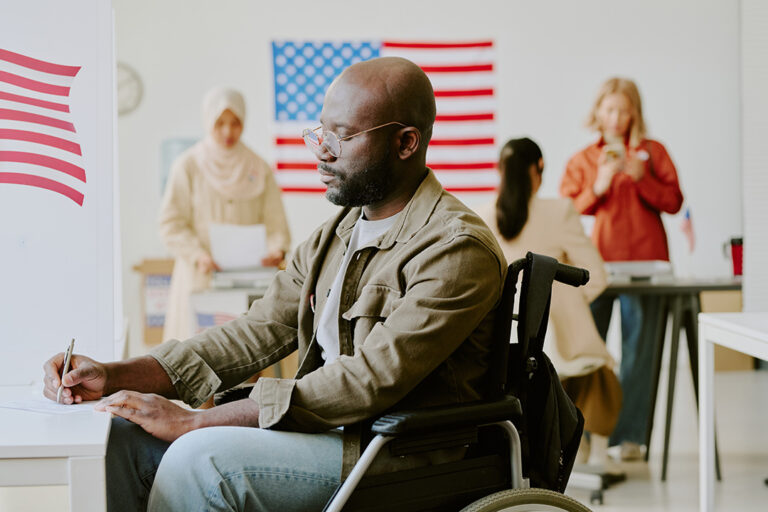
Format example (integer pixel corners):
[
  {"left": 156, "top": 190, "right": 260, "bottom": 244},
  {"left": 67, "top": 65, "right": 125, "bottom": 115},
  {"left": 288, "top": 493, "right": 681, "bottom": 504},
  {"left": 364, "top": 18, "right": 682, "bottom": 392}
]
[{"left": 371, "top": 396, "right": 522, "bottom": 436}]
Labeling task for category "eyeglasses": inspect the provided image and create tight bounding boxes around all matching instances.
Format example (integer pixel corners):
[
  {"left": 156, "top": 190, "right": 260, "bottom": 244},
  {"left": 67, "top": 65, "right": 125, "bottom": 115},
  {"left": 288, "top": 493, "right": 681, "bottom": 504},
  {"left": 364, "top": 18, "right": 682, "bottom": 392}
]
[{"left": 302, "top": 121, "right": 407, "bottom": 158}]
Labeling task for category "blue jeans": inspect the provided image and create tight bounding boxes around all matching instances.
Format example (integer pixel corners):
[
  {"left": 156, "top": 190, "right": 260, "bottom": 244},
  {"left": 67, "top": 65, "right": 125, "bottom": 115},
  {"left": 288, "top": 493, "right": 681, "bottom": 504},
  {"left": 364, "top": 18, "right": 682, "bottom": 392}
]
[
  {"left": 106, "top": 417, "right": 343, "bottom": 512},
  {"left": 591, "top": 294, "right": 661, "bottom": 446}
]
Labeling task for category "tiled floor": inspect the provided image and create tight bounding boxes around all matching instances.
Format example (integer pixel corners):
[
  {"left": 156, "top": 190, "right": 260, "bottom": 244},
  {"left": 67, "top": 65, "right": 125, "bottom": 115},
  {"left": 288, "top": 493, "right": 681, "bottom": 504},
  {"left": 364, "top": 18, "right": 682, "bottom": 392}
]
[
  {"left": 565, "top": 369, "right": 768, "bottom": 511},
  {"left": 2, "top": 369, "right": 767, "bottom": 511},
  {"left": 568, "top": 453, "right": 768, "bottom": 511}
]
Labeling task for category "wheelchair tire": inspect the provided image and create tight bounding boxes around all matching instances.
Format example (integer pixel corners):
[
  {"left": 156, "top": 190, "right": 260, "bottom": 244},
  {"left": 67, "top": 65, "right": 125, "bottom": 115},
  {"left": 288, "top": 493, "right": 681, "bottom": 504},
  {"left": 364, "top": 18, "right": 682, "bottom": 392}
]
[{"left": 459, "top": 488, "right": 592, "bottom": 512}]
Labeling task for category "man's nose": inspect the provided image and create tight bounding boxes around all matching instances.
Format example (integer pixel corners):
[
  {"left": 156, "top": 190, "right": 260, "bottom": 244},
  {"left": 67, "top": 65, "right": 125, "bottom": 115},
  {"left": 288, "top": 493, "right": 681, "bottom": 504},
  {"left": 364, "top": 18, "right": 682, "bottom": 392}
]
[{"left": 315, "top": 144, "right": 335, "bottom": 163}]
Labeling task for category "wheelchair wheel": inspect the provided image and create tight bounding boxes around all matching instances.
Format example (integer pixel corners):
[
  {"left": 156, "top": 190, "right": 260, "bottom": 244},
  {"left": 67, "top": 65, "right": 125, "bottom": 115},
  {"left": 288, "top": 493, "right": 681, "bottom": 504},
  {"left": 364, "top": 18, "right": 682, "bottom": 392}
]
[{"left": 459, "top": 488, "right": 592, "bottom": 512}]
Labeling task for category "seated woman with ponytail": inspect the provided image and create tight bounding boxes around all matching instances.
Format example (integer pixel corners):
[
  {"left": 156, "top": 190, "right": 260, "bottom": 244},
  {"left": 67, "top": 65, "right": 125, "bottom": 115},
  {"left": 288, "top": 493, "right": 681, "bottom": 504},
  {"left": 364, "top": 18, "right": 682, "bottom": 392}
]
[{"left": 475, "top": 137, "right": 623, "bottom": 475}]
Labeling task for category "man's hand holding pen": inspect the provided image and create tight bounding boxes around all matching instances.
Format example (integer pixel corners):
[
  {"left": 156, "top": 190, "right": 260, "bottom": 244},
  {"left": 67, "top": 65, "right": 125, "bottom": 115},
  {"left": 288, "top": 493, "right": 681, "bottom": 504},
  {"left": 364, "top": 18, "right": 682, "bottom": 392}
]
[{"left": 42, "top": 351, "right": 108, "bottom": 404}]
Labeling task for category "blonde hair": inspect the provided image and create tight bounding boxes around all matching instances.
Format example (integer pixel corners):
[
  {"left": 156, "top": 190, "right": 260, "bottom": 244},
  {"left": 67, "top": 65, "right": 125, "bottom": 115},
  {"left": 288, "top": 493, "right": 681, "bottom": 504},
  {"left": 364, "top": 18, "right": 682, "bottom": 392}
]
[{"left": 586, "top": 77, "right": 647, "bottom": 147}]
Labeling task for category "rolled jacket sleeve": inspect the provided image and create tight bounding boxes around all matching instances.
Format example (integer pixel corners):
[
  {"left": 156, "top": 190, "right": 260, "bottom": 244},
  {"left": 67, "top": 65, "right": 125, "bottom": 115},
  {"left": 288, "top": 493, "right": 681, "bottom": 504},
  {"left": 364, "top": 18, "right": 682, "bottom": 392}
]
[
  {"left": 148, "top": 237, "right": 313, "bottom": 407},
  {"left": 150, "top": 339, "right": 222, "bottom": 407},
  {"left": 250, "top": 377, "right": 297, "bottom": 428}
]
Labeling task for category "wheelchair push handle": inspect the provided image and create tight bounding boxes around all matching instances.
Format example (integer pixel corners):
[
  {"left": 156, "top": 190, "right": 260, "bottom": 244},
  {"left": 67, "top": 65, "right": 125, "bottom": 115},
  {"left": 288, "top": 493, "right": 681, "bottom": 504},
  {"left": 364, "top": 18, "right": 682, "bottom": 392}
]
[{"left": 554, "top": 262, "right": 589, "bottom": 287}]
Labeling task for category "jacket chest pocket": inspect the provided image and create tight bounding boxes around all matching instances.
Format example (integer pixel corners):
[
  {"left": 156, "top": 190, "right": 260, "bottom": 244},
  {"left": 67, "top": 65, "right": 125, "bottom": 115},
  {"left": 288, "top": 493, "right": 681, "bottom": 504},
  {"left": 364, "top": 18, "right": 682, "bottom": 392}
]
[{"left": 341, "top": 285, "right": 402, "bottom": 346}]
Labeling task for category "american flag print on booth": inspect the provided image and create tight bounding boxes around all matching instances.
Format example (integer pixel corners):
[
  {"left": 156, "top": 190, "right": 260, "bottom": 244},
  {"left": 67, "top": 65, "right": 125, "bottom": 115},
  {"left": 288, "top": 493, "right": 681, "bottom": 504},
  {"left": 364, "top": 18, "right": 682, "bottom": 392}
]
[
  {"left": 272, "top": 40, "right": 498, "bottom": 193},
  {"left": 195, "top": 312, "right": 239, "bottom": 334},
  {"left": 0, "top": 48, "right": 85, "bottom": 206}
]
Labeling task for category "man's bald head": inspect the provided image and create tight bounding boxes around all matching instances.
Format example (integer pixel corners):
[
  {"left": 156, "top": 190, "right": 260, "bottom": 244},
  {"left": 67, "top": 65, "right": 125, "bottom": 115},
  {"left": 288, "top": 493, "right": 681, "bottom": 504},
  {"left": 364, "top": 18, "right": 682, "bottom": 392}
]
[
  {"left": 316, "top": 57, "right": 436, "bottom": 217},
  {"left": 327, "top": 57, "right": 436, "bottom": 146}
]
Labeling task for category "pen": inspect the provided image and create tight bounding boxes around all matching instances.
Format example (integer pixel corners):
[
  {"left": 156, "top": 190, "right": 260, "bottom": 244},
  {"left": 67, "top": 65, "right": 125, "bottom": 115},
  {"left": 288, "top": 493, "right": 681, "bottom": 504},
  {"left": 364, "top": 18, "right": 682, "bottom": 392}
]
[{"left": 56, "top": 338, "right": 75, "bottom": 404}]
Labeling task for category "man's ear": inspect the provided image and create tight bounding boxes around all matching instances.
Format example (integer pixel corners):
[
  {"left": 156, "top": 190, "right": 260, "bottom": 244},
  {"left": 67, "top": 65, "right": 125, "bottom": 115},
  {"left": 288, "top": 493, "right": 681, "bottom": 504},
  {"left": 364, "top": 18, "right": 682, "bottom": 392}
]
[{"left": 396, "top": 127, "right": 421, "bottom": 160}]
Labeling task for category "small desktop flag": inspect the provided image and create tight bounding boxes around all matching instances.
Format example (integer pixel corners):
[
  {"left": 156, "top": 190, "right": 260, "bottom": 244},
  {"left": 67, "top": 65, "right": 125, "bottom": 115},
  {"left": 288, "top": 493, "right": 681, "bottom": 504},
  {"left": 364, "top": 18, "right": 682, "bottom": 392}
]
[
  {"left": 271, "top": 40, "right": 498, "bottom": 193},
  {"left": 0, "top": 48, "right": 85, "bottom": 205},
  {"left": 681, "top": 206, "right": 695, "bottom": 253}
]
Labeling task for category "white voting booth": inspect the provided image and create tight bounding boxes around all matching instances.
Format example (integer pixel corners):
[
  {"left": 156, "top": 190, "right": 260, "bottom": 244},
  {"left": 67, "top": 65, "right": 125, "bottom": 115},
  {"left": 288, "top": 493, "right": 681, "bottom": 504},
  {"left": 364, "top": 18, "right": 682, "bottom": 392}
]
[
  {"left": 0, "top": 3, "right": 118, "bottom": 510},
  {"left": 0, "top": 0, "right": 120, "bottom": 387}
]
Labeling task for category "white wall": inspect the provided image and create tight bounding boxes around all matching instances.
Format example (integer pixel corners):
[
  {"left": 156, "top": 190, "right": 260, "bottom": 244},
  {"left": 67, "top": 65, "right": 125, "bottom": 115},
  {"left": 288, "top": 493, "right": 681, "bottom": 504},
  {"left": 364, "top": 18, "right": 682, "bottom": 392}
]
[
  {"left": 113, "top": 0, "right": 742, "bottom": 354},
  {"left": 741, "top": 0, "right": 768, "bottom": 311}
]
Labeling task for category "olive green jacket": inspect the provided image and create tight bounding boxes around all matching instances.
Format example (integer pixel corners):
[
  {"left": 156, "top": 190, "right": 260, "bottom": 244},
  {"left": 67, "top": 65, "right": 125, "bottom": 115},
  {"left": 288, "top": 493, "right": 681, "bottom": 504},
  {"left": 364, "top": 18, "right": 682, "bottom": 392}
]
[{"left": 151, "top": 169, "right": 507, "bottom": 476}]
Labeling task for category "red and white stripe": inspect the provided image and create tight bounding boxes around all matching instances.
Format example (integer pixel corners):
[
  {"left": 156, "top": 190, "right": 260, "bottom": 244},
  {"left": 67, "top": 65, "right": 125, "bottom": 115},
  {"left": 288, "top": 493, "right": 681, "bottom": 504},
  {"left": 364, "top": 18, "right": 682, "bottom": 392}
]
[
  {"left": 272, "top": 40, "right": 498, "bottom": 193},
  {"left": 0, "top": 48, "right": 85, "bottom": 205}
]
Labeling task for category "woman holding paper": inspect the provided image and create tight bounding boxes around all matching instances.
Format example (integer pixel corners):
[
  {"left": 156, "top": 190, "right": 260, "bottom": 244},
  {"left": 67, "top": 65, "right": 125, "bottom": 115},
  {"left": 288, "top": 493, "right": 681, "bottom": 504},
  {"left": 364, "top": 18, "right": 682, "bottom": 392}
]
[
  {"left": 560, "top": 77, "right": 683, "bottom": 460},
  {"left": 159, "top": 87, "right": 291, "bottom": 343}
]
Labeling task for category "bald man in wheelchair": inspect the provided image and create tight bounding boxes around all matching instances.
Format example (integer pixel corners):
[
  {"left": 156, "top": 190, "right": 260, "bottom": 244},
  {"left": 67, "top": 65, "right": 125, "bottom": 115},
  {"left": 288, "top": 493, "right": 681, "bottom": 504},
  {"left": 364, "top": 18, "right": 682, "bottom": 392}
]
[{"left": 44, "top": 57, "right": 506, "bottom": 512}]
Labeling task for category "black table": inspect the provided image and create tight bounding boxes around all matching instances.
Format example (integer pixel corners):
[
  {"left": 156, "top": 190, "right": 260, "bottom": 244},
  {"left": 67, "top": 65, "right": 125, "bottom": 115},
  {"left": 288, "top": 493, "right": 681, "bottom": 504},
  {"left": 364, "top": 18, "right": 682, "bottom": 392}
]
[{"left": 602, "top": 276, "right": 742, "bottom": 481}]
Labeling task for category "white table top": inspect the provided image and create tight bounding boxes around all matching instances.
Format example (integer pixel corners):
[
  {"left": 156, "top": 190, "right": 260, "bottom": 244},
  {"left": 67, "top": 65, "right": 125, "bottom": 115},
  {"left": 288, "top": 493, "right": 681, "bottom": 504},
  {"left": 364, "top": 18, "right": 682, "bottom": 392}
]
[
  {"left": 699, "top": 312, "right": 768, "bottom": 343},
  {"left": 0, "top": 385, "right": 111, "bottom": 459}
]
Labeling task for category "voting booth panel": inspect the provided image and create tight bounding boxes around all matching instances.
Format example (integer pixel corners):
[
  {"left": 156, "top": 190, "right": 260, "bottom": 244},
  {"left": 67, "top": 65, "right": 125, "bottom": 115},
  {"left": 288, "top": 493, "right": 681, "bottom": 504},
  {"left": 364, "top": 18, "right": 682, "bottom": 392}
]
[
  {"left": 133, "top": 258, "right": 174, "bottom": 345},
  {"left": 0, "top": 0, "right": 117, "bottom": 386}
]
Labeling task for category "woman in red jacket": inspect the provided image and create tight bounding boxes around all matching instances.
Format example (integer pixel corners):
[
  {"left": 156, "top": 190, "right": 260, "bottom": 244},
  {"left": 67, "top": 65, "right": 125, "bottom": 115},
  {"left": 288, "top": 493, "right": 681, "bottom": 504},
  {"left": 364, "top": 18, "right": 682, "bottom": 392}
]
[{"left": 560, "top": 77, "right": 683, "bottom": 460}]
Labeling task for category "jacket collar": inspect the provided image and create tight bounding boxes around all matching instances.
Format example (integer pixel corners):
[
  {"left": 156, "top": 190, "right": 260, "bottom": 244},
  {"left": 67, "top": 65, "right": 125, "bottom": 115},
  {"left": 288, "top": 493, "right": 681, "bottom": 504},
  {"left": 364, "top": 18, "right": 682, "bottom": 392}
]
[{"left": 335, "top": 168, "right": 442, "bottom": 250}]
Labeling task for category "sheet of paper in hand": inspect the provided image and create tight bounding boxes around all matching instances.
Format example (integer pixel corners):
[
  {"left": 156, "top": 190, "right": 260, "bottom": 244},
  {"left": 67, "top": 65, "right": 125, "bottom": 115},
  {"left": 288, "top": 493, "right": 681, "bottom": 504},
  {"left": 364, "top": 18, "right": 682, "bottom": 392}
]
[{"left": 209, "top": 223, "right": 267, "bottom": 270}]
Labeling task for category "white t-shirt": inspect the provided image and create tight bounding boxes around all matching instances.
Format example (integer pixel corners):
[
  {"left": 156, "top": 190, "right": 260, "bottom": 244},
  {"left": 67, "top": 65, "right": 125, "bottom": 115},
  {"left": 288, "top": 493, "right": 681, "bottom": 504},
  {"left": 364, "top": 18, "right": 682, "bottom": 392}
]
[{"left": 316, "top": 212, "right": 400, "bottom": 364}]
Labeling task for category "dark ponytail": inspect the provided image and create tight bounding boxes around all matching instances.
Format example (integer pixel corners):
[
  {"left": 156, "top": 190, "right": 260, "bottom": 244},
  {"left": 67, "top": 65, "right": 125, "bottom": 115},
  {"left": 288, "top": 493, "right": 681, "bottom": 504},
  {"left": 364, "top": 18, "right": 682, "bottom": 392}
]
[{"left": 495, "top": 137, "right": 543, "bottom": 240}]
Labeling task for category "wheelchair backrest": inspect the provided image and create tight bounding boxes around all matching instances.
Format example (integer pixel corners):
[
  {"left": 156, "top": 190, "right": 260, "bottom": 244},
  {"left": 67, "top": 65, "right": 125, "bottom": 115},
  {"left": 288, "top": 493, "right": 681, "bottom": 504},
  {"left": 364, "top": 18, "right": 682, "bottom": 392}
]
[
  {"left": 485, "top": 252, "right": 589, "bottom": 492},
  {"left": 487, "top": 252, "right": 589, "bottom": 398}
]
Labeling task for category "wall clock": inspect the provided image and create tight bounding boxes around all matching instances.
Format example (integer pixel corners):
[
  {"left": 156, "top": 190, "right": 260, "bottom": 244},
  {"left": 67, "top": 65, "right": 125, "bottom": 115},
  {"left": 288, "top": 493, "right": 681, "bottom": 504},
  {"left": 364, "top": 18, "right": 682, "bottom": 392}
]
[{"left": 117, "top": 61, "right": 143, "bottom": 116}]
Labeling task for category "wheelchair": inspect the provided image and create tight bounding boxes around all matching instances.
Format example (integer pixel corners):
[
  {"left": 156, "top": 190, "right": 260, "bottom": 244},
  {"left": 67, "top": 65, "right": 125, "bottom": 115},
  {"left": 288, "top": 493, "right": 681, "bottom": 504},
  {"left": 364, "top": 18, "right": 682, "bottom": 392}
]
[
  {"left": 319, "top": 252, "right": 594, "bottom": 512},
  {"left": 215, "top": 252, "right": 594, "bottom": 510}
]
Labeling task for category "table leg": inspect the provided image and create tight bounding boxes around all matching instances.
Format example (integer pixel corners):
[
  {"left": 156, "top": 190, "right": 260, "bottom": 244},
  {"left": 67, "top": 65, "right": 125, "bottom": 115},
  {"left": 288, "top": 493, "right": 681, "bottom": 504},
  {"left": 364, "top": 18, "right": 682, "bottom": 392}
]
[
  {"left": 645, "top": 295, "right": 669, "bottom": 461},
  {"left": 69, "top": 455, "right": 106, "bottom": 512},
  {"left": 699, "top": 323, "right": 715, "bottom": 512},
  {"left": 662, "top": 295, "right": 683, "bottom": 481},
  {"left": 684, "top": 294, "right": 721, "bottom": 481}
]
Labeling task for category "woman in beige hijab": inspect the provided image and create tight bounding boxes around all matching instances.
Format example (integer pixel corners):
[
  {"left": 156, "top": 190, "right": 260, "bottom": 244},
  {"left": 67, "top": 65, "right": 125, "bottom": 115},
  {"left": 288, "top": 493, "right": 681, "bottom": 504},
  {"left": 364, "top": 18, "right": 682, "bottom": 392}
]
[
  {"left": 159, "top": 87, "right": 291, "bottom": 342},
  {"left": 476, "top": 137, "right": 622, "bottom": 477}
]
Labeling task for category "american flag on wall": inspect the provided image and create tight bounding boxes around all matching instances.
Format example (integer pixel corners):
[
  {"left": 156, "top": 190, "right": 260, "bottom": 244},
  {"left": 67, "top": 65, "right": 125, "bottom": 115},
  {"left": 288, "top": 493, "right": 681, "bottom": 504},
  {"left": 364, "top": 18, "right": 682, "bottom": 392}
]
[
  {"left": 0, "top": 48, "right": 85, "bottom": 206},
  {"left": 271, "top": 40, "right": 498, "bottom": 193}
]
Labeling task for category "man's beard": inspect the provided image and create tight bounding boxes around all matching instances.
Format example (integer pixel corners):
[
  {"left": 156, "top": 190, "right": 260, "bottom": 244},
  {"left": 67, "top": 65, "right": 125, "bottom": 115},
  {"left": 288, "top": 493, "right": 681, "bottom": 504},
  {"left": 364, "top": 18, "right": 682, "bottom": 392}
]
[{"left": 321, "top": 150, "right": 393, "bottom": 207}]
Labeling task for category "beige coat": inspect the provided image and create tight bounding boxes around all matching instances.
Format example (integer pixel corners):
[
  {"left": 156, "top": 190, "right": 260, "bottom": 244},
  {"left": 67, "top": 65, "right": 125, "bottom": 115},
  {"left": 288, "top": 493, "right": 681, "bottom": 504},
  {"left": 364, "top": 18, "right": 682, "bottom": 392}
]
[
  {"left": 159, "top": 149, "right": 291, "bottom": 341},
  {"left": 476, "top": 197, "right": 614, "bottom": 377}
]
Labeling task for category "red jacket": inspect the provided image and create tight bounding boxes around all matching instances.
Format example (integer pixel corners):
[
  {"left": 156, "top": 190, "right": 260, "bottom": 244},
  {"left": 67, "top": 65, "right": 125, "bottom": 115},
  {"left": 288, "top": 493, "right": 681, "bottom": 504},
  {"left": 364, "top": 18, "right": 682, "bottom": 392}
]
[{"left": 560, "top": 138, "right": 683, "bottom": 262}]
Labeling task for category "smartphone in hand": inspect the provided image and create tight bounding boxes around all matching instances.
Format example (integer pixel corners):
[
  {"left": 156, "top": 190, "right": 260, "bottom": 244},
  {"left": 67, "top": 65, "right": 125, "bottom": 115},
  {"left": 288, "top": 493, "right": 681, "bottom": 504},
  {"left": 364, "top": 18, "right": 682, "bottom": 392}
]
[{"left": 603, "top": 142, "right": 625, "bottom": 162}]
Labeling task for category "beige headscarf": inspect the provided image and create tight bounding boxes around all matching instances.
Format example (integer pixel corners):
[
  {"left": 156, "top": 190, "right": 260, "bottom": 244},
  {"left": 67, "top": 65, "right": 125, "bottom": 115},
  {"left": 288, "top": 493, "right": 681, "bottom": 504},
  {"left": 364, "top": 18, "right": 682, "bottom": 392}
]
[{"left": 192, "top": 87, "right": 267, "bottom": 200}]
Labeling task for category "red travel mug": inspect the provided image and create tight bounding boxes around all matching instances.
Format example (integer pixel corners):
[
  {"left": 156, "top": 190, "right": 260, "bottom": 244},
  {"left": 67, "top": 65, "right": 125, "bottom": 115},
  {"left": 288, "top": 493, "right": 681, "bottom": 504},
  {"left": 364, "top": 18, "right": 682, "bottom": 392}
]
[{"left": 723, "top": 237, "right": 743, "bottom": 276}]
